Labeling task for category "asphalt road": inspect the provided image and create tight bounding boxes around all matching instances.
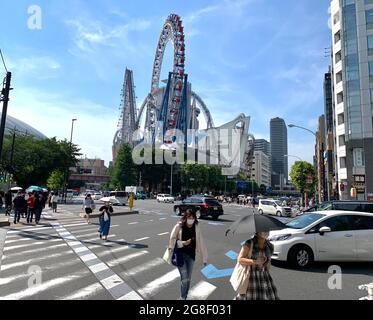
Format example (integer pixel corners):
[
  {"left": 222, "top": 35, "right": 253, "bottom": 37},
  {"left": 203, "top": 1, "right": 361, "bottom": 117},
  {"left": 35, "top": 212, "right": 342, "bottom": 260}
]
[{"left": 0, "top": 199, "right": 372, "bottom": 300}]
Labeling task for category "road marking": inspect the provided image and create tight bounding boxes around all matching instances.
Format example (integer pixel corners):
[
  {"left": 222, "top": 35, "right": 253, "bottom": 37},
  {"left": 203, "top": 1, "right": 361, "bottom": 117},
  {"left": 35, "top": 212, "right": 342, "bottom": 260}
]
[
  {"left": 2, "top": 243, "right": 68, "bottom": 260},
  {"left": 81, "top": 234, "right": 116, "bottom": 242},
  {"left": 144, "top": 220, "right": 154, "bottom": 222},
  {"left": 124, "top": 258, "right": 165, "bottom": 277},
  {"left": 225, "top": 250, "right": 238, "bottom": 260},
  {"left": 128, "top": 222, "right": 138, "bottom": 225},
  {"left": 0, "top": 258, "right": 81, "bottom": 285},
  {"left": 157, "top": 232, "right": 169, "bottom": 236},
  {"left": 0, "top": 272, "right": 88, "bottom": 300},
  {"left": 134, "top": 237, "right": 149, "bottom": 242},
  {"left": 138, "top": 269, "right": 179, "bottom": 298},
  {"left": 188, "top": 281, "right": 217, "bottom": 300},
  {"left": 50, "top": 222, "right": 142, "bottom": 300},
  {"left": 4, "top": 238, "right": 62, "bottom": 252},
  {"left": 75, "top": 232, "right": 101, "bottom": 238},
  {"left": 5, "top": 236, "right": 52, "bottom": 244},
  {"left": 8, "top": 226, "right": 53, "bottom": 234},
  {"left": 106, "top": 251, "right": 148, "bottom": 267},
  {"left": 59, "top": 283, "right": 104, "bottom": 300},
  {"left": 159, "top": 218, "right": 167, "bottom": 220},
  {"left": 62, "top": 222, "right": 88, "bottom": 228},
  {"left": 201, "top": 264, "right": 234, "bottom": 279},
  {"left": 1, "top": 250, "right": 74, "bottom": 271}
]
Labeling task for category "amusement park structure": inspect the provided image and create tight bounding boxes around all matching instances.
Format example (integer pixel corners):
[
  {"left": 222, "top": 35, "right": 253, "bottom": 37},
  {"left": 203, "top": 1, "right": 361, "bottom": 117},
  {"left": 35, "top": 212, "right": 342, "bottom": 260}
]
[{"left": 113, "top": 14, "right": 252, "bottom": 172}]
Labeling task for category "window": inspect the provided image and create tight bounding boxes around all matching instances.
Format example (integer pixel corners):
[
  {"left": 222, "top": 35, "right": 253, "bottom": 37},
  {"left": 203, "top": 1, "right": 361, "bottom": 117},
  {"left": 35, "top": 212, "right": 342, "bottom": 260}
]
[
  {"left": 353, "top": 148, "right": 365, "bottom": 166},
  {"left": 333, "top": 202, "right": 361, "bottom": 211},
  {"left": 353, "top": 215, "right": 373, "bottom": 229},
  {"left": 360, "top": 204, "right": 373, "bottom": 214},
  {"left": 336, "top": 71, "right": 342, "bottom": 83},
  {"left": 366, "top": 0, "right": 373, "bottom": 5},
  {"left": 368, "top": 36, "right": 373, "bottom": 55},
  {"left": 338, "top": 113, "right": 345, "bottom": 125},
  {"left": 334, "top": 31, "right": 341, "bottom": 44},
  {"left": 339, "top": 134, "right": 346, "bottom": 146},
  {"left": 334, "top": 12, "right": 340, "bottom": 25},
  {"left": 317, "top": 215, "right": 355, "bottom": 232},
  {"left": 340, "top": 157, "right": 347, "bottom": 169},
  {"left": 335, "top": 51, "right": 342, "bottom": 64},
  {"left": 366, "top": 9, "right": 373, "bottom": 29},
  {"left": 369, "top": 62, "right": 373, "bottom": 81},
  {"left": 337, "top": 92, "right": 344, "bottom": 104}
]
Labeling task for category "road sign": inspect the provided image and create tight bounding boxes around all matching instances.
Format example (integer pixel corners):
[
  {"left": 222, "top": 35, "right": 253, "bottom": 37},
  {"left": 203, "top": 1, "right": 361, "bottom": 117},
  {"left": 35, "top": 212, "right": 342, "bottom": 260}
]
[{"left": 236, "top": 181, "right": 248, "bottom": 189}]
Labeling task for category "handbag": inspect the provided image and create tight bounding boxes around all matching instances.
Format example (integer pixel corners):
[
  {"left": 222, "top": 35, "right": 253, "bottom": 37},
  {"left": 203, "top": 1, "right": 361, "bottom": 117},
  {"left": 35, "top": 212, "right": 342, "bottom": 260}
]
[
  {"left": 229, "top": 242, "right": 253, "bottom": 295},
  {"left": 162, "top": 247, "right": 172, "bottom": 264},
  {"left": 171, "top": 241, "right": 184, "bottom": 267}
]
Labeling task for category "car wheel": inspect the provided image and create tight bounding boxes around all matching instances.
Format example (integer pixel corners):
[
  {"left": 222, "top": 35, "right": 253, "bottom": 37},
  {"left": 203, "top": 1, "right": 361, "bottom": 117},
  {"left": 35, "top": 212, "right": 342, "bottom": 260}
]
[
  {"left": 288, "top": 245, "right": 314, "bottom": 269},
  {"left": 276, "top": 211, "right": 282, "bottom": 217},
  {"left": 258, "top": 209, "right": 264, "bottom": 215},
  {"left": 195, "top": 210, "right": 202, "bottom": 219},
  {"left": 177, "top": 208, "right": 182, "bottom": 216}
]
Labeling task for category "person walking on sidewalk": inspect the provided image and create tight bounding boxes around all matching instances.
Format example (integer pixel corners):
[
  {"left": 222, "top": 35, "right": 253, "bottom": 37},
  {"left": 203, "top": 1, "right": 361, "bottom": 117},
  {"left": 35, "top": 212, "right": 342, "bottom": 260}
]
[
  {"left": 99, "top": 202, "right": 113, "bottom": 241},
  {"left": 83, "top": 194, "right": 95, "bottom": 224},
  {"left": 12, "top": 192, "right": 24, "bottom": 224},
  {"left": 236, "top": 232, "right": 279, "bottom": 300},
  {"left": 51, "top": 192, "right": 59, "bottom": 213},
  {"left": 5, "top": 190, "right": 12, "bottom": 216},
  {"left": 26, "top": 192, "right": 35, "bottom": 224},
  {"left": 168, "top": 209, "right": 208, "bottom": 300},
  {"left": 34, "top": 193, "right": 44, "bottom": 225}
]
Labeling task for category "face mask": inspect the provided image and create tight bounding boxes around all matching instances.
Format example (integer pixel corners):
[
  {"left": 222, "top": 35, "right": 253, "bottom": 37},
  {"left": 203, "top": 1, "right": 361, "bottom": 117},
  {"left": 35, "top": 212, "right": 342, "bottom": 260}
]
[
  {"left": 187, "top": 219, "right": 195, "bottom": 225},
  {"left": 258, "top": 232, "right": 269, "bottom": 239}
]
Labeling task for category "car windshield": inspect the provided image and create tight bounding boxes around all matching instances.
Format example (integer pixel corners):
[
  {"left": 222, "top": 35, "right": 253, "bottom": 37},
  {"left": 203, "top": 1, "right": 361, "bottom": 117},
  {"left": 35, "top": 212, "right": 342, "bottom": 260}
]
[
  {"left": 205, "top": 199, "right": 220, "bottom": 206},
  {"left": 164, "top": 194, "right": 171, "bottom": 197},
  {"left": 286, "top": 213, "right": 326, "bottom": 229},
  {"left": 318, "top": 202, "right": 332, "bottom": 211},
  {"left": 275, "top": 201, "right": 283, "bottom": 206}
]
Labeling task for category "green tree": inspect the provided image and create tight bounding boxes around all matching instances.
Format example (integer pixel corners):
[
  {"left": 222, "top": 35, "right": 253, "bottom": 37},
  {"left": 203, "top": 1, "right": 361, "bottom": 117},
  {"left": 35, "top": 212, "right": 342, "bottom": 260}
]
[
  {"left": 111, "top": 144, "right": 138, "bottom": 189},
  {"left": 290, "top": 161, "right": 317, "bottom": 203},
  {"left": 47, "top": 170, "right": 65, "bottom": 191},
  {"left": 0, "top": 133, "right": 81, "bottom": 188}
]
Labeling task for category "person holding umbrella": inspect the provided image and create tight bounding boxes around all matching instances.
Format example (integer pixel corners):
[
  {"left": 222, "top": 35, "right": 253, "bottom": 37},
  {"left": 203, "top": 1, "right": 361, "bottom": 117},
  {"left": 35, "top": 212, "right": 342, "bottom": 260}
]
[
  {"left": 226, "top": 212, "right": 284, "bottom": 300},
  {"left": 99, "top": 201, "right": 113, "bottom": 241}
]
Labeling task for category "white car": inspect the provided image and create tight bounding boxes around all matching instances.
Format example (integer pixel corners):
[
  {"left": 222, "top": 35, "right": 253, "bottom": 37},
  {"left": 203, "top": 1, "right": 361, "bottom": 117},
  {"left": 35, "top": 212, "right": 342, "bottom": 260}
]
[
  {"left": 91, "top": 193, "right": 102, "bottom": 200},
  {"left": 157, "top": 194, "right": 175, "bottom": 203},
  {"left": 268, "top": 210, "right": 373, "bottom": 268},
  {"left": 258, "top": 199, "right": 292, "bottom": 217}
]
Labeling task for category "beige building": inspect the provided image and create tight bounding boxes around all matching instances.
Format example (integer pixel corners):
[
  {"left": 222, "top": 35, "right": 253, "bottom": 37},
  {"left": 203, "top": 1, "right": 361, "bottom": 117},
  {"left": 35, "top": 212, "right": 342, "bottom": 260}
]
[{"left": 251, "top": 151, "right": 271, "bottom": 187}]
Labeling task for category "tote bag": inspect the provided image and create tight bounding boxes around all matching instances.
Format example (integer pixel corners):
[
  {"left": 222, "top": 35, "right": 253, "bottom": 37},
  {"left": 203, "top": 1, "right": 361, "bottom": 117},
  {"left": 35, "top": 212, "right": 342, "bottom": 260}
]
[{"left": 229, "top": 243, "right": 253, "bottom": 295}]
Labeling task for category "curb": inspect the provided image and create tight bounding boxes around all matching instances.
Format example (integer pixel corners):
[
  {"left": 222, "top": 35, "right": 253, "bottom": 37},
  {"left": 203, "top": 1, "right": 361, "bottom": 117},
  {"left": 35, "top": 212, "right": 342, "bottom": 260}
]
[
  {"left": 79, "top": 210, "right": 139, "bottom": 219},
  {"left": 0, "top": 217, "right": 10, "bottom": 227},
  {"left": 0, "top": 227, "right": 7, "bottom": 271}
]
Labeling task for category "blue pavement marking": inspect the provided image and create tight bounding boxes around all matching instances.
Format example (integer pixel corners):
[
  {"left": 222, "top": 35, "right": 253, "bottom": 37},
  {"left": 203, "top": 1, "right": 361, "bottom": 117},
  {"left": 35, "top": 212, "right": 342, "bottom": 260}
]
[
  {"left": 201, "top": 264, "right": 234, "bottom": 279},
  {"left": 208, "top": 222, "right": 225, "bottom": 226},
  {"left": 225, "top": 250, "right": 238, "bottom": 260}
]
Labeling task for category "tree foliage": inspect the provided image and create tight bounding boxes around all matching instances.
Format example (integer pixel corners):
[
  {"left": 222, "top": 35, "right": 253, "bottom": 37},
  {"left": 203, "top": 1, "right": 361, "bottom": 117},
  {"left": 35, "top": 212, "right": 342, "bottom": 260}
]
[
  {"left": 290, "top": 161, "right": 317, "bottom": 193},
  {"left": 111, "top": 144, "right": 138, "bottom": 189},
  {"left": 0, "top": 133, "right": 81, "bottom": 188},
  {"left": 47, "top": 170, "right": 65, "bottom": 191}
]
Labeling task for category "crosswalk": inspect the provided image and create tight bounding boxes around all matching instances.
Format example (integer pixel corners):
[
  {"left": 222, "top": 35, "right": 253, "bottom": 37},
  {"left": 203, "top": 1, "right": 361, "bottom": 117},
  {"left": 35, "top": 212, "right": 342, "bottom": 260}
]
[{"left": 0, "top": 208, "right": 218, "bottom": 300}]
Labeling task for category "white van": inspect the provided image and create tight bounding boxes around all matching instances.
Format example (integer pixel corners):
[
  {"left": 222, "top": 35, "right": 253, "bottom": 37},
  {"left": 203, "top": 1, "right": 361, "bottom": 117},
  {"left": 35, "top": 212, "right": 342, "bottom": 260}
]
[{"left": 258, "top": 199, "right": 292, "bottom": 217}]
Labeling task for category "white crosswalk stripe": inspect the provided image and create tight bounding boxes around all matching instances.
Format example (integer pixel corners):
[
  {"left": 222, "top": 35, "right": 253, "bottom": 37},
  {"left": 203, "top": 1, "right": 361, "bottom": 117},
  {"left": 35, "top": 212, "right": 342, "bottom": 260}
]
[
  {"left": 106, "top": 251, "right": 148, "bottom": 267},
  {"left": 124, "top": 258, "right": 165, "bottom": 277},
  {"left": 138, "top": 269, "right": 180, "bottom": 298},
  {"left": 187, "top": 281, "right": 217, "bottom": 300},
  {"left": 59, "top": 283, "right": 104, "bottom": 300}
]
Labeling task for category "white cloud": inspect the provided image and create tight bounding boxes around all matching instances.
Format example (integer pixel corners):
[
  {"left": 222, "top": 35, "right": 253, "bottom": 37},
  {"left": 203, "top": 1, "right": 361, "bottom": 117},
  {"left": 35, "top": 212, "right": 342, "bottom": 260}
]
[
  {"left": 8, "top": 86, "right": 117, "bottom": 166},
  {"left": 8, "top": 56, "right": 61, "bottom": 79}
]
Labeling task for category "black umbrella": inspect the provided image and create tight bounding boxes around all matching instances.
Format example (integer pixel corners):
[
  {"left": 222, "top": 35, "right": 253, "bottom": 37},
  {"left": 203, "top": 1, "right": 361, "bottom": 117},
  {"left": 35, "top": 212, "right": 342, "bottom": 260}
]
[{"left": 225, "top": 212, "right": 288, "bottom": 237}]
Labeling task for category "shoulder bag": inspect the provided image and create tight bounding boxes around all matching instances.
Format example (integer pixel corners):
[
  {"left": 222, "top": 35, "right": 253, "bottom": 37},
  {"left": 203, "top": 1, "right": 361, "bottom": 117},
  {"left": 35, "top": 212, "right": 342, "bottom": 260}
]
[{"left": 229, "top": 241, "right": 253, "bottom": 295}]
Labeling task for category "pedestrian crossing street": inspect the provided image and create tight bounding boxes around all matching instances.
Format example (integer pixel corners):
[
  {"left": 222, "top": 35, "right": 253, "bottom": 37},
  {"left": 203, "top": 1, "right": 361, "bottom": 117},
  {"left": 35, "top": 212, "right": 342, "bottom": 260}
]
[{"left": 0, "top": 209, "right": 218, "bottom": 300}]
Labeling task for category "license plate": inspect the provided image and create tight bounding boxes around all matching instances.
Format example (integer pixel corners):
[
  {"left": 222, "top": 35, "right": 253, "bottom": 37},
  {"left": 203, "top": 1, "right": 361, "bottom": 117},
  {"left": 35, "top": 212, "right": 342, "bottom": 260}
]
[{"left": 214, "top": 207, "right": 218, "bottom": 210}]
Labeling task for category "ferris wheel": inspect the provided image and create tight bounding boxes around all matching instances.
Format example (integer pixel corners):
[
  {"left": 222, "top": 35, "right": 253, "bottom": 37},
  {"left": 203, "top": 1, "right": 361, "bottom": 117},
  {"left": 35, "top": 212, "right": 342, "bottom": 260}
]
[{"left": 136, "top": 14, "right": 214, "bottom": 137}]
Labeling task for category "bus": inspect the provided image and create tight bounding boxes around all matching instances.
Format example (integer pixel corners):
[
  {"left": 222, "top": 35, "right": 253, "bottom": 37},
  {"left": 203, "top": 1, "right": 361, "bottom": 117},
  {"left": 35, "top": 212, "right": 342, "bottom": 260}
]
[{"left": 109, "top": 191, "right": 128, "bottom": 206}]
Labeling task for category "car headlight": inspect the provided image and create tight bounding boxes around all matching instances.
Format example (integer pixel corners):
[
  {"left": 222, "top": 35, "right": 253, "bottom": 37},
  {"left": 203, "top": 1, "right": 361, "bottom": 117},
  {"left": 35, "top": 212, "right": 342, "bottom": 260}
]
[{"left": 268, "top": 234, "right": 292, "bottom": 242}]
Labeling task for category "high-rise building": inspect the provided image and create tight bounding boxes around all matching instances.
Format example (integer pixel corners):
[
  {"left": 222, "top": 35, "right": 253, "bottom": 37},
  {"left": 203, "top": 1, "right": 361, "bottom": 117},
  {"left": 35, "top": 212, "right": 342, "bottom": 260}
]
[
  {"left": 316, "top": 115, "right": 327, "bottom": 203},
  {"left": 254, "top": 139, "right": 271, "bottom": 157},
  {"left": 331, "top": 0, "right": 373, "bottom": 200},
  {"left": 251, "top": 151, "right": 271, "bottom": 188},
  {"left": 270, "top": 117, "right": 288, "bottom": 187},
  {"left": 324, "top": 68, "right": 334, "bottom": 133}
]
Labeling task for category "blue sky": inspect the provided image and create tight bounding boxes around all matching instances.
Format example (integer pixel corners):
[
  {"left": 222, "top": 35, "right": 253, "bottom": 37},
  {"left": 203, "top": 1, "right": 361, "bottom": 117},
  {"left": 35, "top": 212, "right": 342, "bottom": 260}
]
[{"left": 0, "top": 0, "right": 331, "bottom": 171}]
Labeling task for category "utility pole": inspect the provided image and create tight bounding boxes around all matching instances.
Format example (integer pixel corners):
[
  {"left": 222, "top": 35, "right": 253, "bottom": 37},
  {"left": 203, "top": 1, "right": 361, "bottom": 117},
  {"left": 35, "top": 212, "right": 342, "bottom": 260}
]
[{"left": 0, "top": 72, "right": 12, "bottom": 161}]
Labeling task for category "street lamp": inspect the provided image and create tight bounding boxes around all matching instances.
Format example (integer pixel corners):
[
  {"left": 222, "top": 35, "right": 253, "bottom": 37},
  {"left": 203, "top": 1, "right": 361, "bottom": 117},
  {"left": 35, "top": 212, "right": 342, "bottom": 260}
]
[
  {"left": 64, "top": 119, "right": 77, "bottom": 203},
  {"left": 284, "top": 154, "right": 303, "bottom": 161},
  {"left": 288, "top": 124, "right": 316, "bottom": 137}
]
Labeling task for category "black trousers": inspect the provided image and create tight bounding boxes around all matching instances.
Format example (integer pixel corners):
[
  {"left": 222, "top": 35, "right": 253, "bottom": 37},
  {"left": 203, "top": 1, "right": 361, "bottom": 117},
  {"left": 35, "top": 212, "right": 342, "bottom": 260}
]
[
  {"left": 14, "top": 208, "right": 22, "bottom": 222},
  {"left": 27, "top": 208, "right": 34, "bottom": 223}
]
